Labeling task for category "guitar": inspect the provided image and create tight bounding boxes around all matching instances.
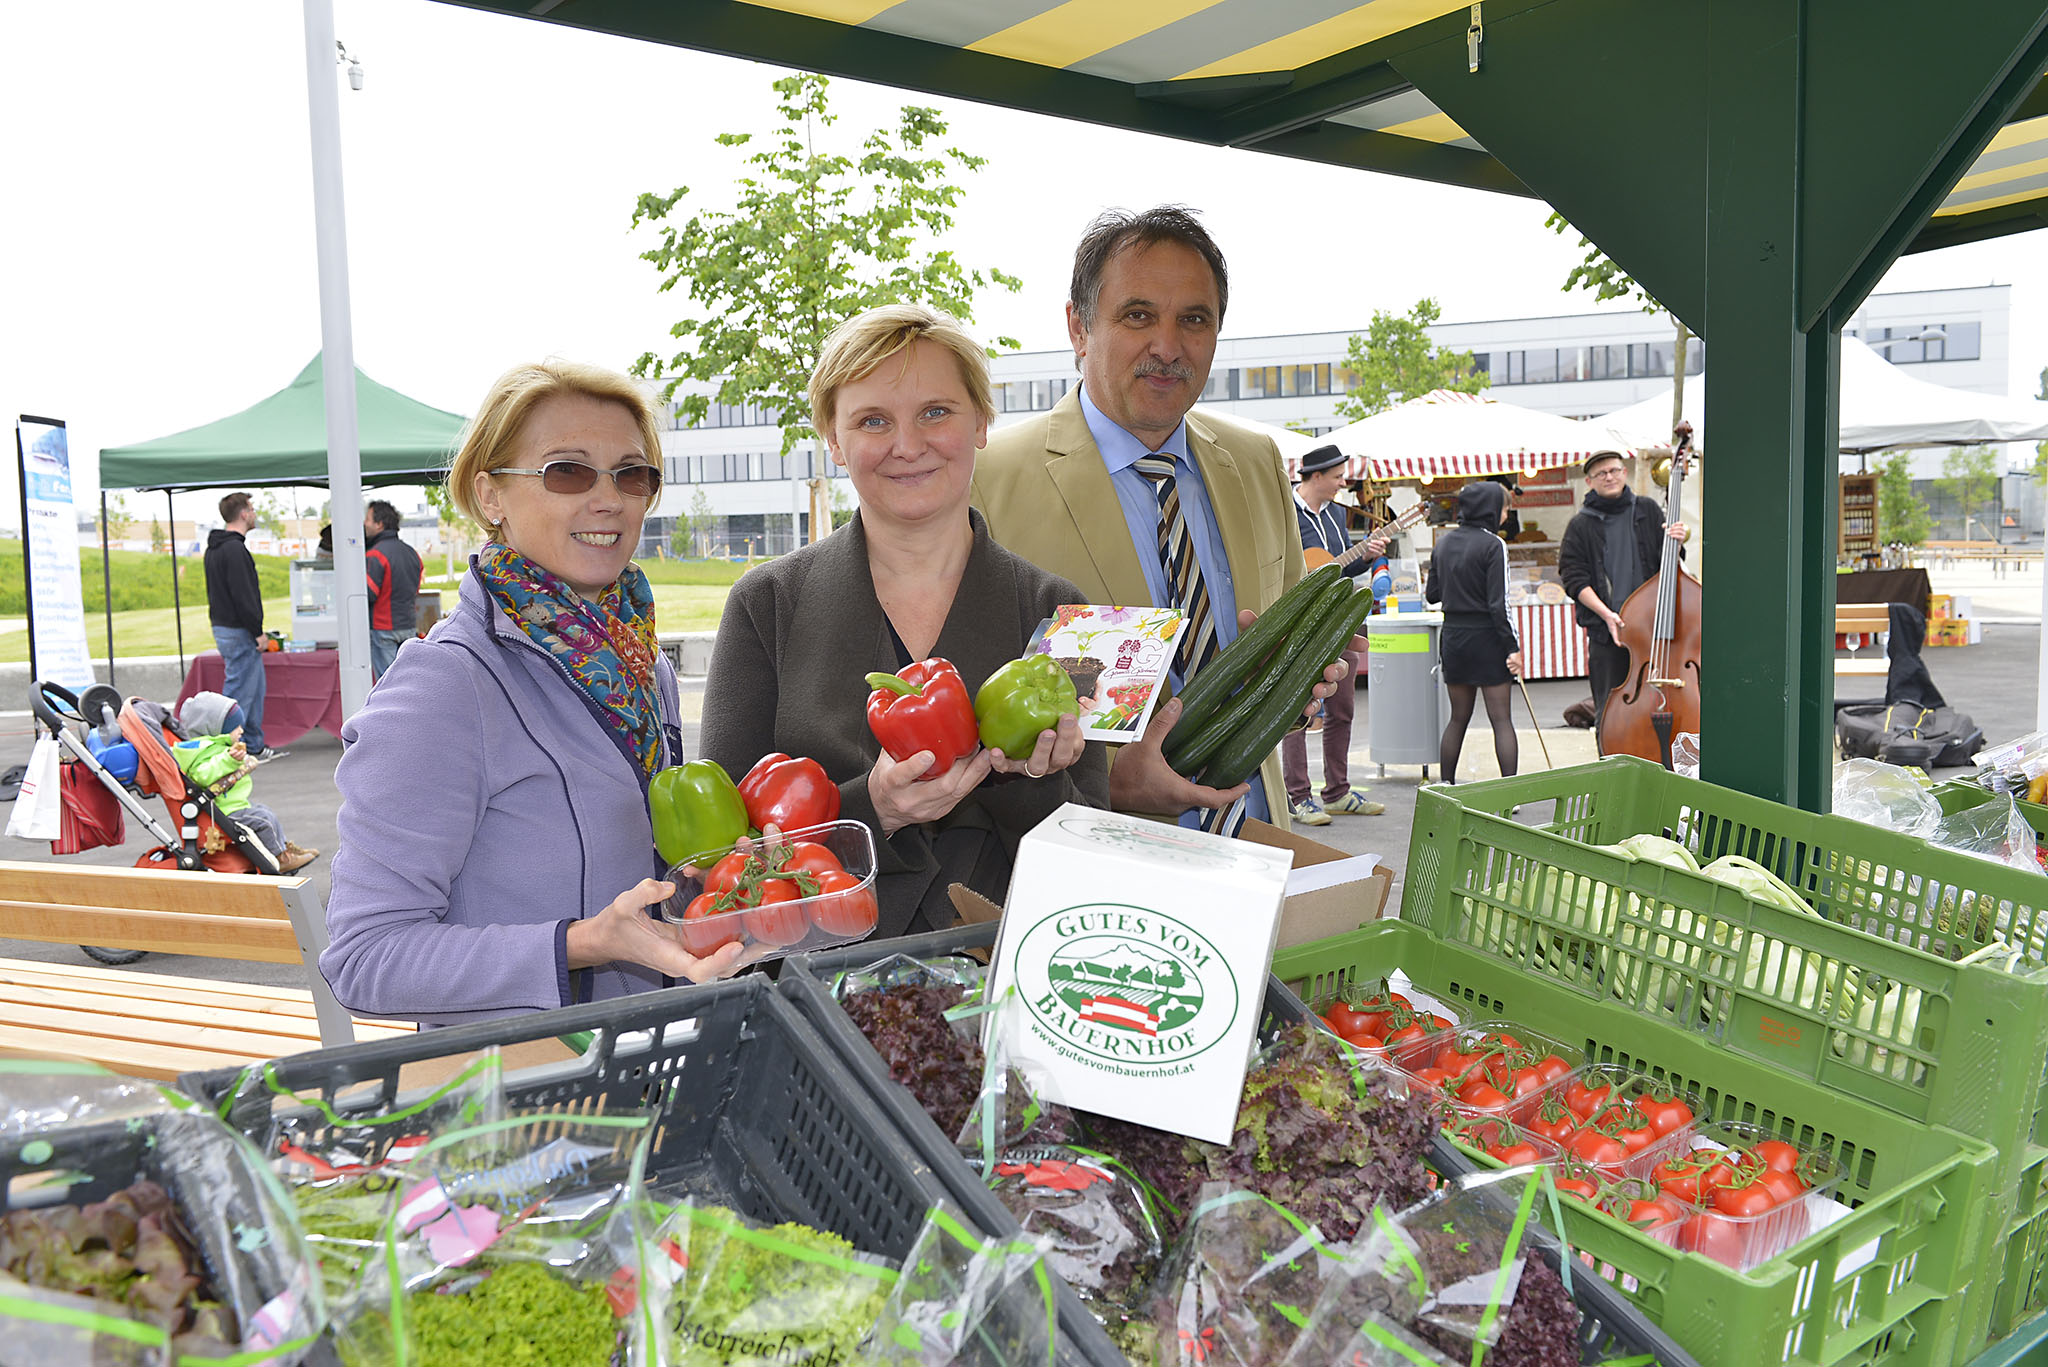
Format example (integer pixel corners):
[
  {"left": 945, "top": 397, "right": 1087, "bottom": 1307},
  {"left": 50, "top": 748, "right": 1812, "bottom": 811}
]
[{"left": 1303, "top": 502, "right": 1428, "bottom": 571}]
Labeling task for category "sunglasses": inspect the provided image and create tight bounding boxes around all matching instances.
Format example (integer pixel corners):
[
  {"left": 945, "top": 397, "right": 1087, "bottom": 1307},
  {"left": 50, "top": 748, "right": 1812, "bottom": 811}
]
[{"left": 494, "top": 459, "right": 662, "bottom": 498}]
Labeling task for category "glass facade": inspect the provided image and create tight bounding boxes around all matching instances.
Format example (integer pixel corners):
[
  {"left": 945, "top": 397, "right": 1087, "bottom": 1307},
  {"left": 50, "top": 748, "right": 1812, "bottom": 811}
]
[{"left": 1848, "top": 320, "right": 1981, "bottom": 363}]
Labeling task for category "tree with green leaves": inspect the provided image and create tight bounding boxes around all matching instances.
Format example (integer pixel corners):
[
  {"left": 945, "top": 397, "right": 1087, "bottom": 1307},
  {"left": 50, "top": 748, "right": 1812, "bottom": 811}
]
[
  {"left": 1939, "top": 445, "right": 2003, "bottom": 541},
  {"left": 1333, "top": 299, "right": 1486, "bottom": 421},
  {"left": 251, "top": 492, "right": 289, "bottom": 541},
  {"left": 149, "top": 516, "right": 166, "bottom": 555},
  {"left": 2033, "top": 363, "right": 2046, "bottom": 487},
  {"left": 1545, "top": 213, "right": 1693, "bottom": 432},
  {"left": 1874, "top": 451, "right": 1933, "bottom": 546},
  {"left": 685, "top": 488, "right": 717, "bottom": 557},
  {"left": 631, "top": 72, "right": 1021, "bottom": 457}
]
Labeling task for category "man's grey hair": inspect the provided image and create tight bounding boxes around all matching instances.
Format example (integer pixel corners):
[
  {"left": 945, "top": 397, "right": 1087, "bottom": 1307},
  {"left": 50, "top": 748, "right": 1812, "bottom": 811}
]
[{"left": 1069, "top": 205, "right": 1229, "bottom": 330}]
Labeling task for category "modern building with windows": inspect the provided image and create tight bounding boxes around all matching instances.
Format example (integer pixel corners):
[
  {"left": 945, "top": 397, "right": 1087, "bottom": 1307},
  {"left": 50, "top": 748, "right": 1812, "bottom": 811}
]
[{"left": 642, "top": 283, "right": 2012, "bottom": 554}]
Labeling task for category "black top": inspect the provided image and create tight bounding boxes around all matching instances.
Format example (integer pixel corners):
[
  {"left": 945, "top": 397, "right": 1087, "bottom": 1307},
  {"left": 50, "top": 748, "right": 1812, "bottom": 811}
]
[
  {"left": 1557, "top": 493, "right": 1674, "bottom": 646},
  {"left": 203, "top": 529, "right": 263, "bottom": 634},
  {"left": 1425, "top": 530, "right": 1518, "bottom": 657}
]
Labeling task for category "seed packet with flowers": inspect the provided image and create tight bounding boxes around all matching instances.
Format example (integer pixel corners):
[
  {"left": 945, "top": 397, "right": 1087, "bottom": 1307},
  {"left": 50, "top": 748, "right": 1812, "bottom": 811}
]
[{"left": 1026, "top": 606, "right": 1185, "bottom": 742}]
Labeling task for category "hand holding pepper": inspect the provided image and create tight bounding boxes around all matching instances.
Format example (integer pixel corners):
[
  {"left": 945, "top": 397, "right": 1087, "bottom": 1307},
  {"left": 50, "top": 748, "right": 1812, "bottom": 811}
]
[
  {"left": 864, "top": 659, "right": 980, "bottom": 778},
  {"left": 868, "top": 746, "right": 993, "bottom": 837},
  {"left": 984, "top": 713, "right": 1085, "bottom": 781}
]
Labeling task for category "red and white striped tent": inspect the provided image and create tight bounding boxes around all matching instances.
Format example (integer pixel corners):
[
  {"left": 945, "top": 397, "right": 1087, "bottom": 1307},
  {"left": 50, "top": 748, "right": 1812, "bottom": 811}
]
[{"left": 1297, "top": 389, "right": 1636, "bottom": 483}]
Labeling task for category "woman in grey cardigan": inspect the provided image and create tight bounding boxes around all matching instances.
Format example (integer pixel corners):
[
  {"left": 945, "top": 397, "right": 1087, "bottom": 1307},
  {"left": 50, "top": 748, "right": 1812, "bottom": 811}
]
[
  {"left": 702, "top": 306, "right": 1108, "bottom": 937},
  {"left": 322, "top": 361, "right": 744, "bottom": 1024}
]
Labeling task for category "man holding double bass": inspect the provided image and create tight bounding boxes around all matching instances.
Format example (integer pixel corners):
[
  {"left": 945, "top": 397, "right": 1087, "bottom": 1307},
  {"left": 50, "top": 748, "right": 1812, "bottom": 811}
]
[
  {"left": 1279, "top": 444, "right": 1389, "bottom": 823},
  {"left": 1558, "top": 449, "right": 1690, "bottom": 747}
]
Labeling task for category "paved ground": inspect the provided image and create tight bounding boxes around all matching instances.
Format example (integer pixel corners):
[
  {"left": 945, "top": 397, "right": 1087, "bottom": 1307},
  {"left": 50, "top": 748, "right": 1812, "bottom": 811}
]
[{"left": 3, "top": 576, "right": 2039, "bottom": 992}]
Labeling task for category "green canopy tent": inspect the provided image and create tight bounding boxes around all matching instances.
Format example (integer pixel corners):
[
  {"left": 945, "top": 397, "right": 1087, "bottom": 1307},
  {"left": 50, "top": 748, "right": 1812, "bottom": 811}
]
[{"left": 93, "top": 354, "right": 467, "bottom": 679}]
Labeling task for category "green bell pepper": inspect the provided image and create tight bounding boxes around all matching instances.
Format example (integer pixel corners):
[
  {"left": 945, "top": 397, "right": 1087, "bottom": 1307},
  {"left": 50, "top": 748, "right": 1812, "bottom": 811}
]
[
  {"left": 974, "top": 654, "right": 1080, "bottom": 760},
  {"left": 649, "top": 759, "right": 750, "bottom": 870}
]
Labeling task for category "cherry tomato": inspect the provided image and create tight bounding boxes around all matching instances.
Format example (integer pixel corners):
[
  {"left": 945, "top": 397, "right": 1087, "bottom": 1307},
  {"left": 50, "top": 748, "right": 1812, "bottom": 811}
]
[
  {"left": 1712, "top": 1181, "right": 1779, "bottom": 1218},
  {"left": 704, "top": 851, "right": 755, "bottom": 901},
  {"left": 1565, "top": 1077, "right": 1613, "bottom": 1120},
  {"left": 805, "top": 868, "right": 878, "bottom": 937},
  {"left": 677, "top": 892, "right": 743, "bottom": 956},
  {"left": 1753, "top": 1139, "right": 1803, "bottom": 1173},
  {"left": 1649, "top": 1155, "right": 1720, "bottom": 1205},
  {"left": 1533, "top": 1054, "right": 1575, "bottom": 1086},
  {"left": 1509, "top": 1066, "right": 1549, "bottom": 1099},
  {"left": 1325, "top": 1003, "right": 1373, "bottom": 1038},
  {"left": 1490, "top": 1141, "right": 1543, "bottom": 1166},
  {"left": 1436, "top": 1045, "right": 1483, "bottom": 1075},
  {"left": 742, "top": 878, "right": 810, "bottom": 945},
  {"left": 1567, "top": 1129, "right": 1628, "bottom": 1167},
  {"left": 776, "top": 840, "right": 844, "bottom": 880},
  {"left": 1681, "top": 1214, "right": 1746, "bottom": 1268},
  {"left": 1525, "top": 1096, "right": 1578, "bottom": 1146},
  {"left": 1458, "top": 1080, "right": 1513, "bottom": 1112},
  {"left": 1342, "top": 1031, "right": 1387, "bottom": 1054},
  {"left": 1624, "top": 1196, "right": 1686, "bottom": 1231},
  {"left": 1758, "top": 1169, "right": 1808, "bottom": 1206},
  {"left": 1554, "top": 1176, "right": 1599, "bottom": 1201},
  {"left": 1635, "top": 1090, "right": 1694, "bottom": 1137},
  {"left": 1410, "top": 1066, "right": 1453, "bottom": 1091}
]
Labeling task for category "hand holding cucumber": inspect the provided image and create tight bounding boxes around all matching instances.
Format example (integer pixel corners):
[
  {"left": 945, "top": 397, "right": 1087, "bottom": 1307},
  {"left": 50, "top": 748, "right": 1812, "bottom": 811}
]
[{"left": 1109, "top": 695, "right": 1253, "bottom": 817}]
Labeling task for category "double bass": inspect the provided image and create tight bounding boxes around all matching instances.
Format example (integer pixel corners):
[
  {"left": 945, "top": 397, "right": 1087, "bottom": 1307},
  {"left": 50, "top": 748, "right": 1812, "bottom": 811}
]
[{"left": 1597, "top": 422, "right": 1700, "bottom": 767}]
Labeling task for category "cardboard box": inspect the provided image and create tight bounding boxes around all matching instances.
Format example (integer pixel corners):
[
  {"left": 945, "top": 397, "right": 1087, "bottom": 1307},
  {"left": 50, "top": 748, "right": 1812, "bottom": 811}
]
[
  {"left": 947, "top": 819, "right": 1394, "bottom": 951},
  {"left": 1926, "top": 618, "right": 1972, "bottom": 647},
  {"left": 986, "top": 804, "right": 1292, "bottom": 1143},
  {"left": 1241, "top": 818, "right": 1397, "bottom": 948}
]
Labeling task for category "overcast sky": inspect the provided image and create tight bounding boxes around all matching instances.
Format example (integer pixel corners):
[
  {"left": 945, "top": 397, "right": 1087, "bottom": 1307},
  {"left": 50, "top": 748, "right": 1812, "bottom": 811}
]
[{"left": 4, "top": 0, "right": 2043, "bottom": 531}]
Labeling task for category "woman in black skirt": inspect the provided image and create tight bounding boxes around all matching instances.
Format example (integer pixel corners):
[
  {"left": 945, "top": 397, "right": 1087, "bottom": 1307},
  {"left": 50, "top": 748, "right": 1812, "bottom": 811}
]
[{"left": 1425, "top": 481, "right": 1522, "bottom": 783}]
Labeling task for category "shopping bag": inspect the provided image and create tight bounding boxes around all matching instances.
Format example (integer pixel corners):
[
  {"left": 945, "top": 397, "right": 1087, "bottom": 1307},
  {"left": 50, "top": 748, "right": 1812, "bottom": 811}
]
[
  {"left": 5, "top": 735, "right": 62, "bottom": 842},
  {"left": 53, "top": 759, "right": 125, "bottom": 854}
]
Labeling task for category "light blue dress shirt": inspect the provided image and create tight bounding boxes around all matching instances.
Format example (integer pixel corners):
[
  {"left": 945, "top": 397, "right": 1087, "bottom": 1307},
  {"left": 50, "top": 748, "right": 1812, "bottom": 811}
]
[{"left": 1076, "top": 384, "right": 1270, "bottom": 826}]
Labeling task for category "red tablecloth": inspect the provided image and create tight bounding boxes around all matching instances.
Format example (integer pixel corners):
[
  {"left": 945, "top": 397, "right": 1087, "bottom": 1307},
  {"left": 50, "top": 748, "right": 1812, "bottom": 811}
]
[{"left": 175, "top": 649, "right": 345, "bottom": 747}]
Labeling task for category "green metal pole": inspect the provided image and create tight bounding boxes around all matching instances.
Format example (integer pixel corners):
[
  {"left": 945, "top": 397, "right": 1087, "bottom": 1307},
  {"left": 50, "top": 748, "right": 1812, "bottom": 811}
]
[{"left": 1695, "top": 1, "right": 1838, "bottom": 809}]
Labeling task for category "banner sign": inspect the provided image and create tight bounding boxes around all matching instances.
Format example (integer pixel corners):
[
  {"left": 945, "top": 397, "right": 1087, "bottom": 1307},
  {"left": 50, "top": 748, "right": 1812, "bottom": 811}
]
[{"left": 15, "top": 416, "right": 95, "bottom": 690}]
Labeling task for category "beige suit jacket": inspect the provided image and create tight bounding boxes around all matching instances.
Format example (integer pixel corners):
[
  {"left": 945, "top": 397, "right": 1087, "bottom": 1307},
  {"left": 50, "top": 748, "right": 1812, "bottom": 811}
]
[{"left": 971, "top": 389, "right": 1308, "bottom": 829}]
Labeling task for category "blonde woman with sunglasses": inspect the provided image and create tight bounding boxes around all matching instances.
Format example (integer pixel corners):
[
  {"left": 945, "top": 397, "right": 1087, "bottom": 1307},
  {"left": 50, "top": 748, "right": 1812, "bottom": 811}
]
[{"left": 321, "top": 360, "right": 744, "bottom": 1025}]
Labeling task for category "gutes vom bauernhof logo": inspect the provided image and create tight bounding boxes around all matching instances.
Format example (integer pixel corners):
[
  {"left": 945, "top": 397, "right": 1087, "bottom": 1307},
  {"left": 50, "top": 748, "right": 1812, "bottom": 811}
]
[{"left": 1012, "top": 904, "right": 1240, "bottom": 1070}]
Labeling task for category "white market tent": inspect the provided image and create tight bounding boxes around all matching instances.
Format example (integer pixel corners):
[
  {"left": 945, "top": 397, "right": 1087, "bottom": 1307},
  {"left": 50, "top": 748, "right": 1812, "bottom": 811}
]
[
  {"left": 1190, "top": 407, "right": 1325, "bottom": 468},
  {"left": 1600, "top": 336, "right": 2048, "bottom": 454},
  {"left": 1313, "top": 389, "right": 1637, "bottom": 483}
]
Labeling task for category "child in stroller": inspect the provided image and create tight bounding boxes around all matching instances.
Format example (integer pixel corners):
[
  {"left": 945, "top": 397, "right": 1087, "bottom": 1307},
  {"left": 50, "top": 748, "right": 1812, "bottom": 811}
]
[{"left": 174, "top": 691, "right": 319, "bottom": 873}]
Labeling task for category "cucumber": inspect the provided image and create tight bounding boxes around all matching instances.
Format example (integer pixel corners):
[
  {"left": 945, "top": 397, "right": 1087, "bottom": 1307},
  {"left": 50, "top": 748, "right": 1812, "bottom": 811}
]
[
  {"left": 1165, "top": 573, "right": 1355, "bottom": 777},
  {"left": 1161, "top": 562, "right": 1341, "bottom": 750},
  {"left": 1198, "top": 584, "right": 1373, "bottom": 790}
]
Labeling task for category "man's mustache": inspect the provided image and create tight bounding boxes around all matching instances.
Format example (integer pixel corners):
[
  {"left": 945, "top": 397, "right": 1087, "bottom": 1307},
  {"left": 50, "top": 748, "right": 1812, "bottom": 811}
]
[{"left": 1133, "top": 361, "right": 1196, "bottom": 382}]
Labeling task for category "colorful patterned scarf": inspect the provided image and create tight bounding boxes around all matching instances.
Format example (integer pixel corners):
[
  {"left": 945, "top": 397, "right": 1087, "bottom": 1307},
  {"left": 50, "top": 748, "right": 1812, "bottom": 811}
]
[{"left": 475, "top": 542, "right": 663, "bottom": 775}]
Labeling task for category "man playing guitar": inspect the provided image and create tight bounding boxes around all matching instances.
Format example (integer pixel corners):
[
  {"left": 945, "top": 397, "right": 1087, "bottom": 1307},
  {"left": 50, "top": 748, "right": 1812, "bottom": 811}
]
[{"left": 1282, "top": 444, "right": 1390, "bottom": 824}]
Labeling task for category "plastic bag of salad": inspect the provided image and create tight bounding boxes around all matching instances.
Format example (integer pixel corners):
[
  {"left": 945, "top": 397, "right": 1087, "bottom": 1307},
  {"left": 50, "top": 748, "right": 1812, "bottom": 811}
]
[
  {"left": 0, "top": 1061, "right": 325, "bottom": 1366},
  {"left": 658, "top": 1201, "right": 895, "bottom": 1365},
  {"left": 330, "top": 1110, "right": 664, "bottom": 1367},
  {"left": 858, "top": 1201, "right": 1058, "bottom": 1367},
  {"left": 212, "top": 1051, "right": 507, "bottom": 1307}
]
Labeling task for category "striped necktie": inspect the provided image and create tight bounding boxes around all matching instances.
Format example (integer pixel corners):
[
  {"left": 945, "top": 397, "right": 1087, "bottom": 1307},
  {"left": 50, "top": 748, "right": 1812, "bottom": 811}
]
[{"left": 1134, "top": 455, "right": 1246, "bottom": 837}]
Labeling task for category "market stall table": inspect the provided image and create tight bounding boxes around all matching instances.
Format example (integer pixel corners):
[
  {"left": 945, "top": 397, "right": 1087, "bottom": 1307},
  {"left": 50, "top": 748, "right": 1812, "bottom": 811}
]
[
  {"left": 1511, "top": 603, "right": 1589, "bottom": 680},
  {"left": 174, "top": 649, "right": 345, "bottom": 747}
]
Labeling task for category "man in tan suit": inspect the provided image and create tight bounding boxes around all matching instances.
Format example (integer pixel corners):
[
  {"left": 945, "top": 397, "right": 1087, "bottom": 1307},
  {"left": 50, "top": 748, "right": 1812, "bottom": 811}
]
[{"left": 973, "top": 206, "right": 1351, "bottom": 833}]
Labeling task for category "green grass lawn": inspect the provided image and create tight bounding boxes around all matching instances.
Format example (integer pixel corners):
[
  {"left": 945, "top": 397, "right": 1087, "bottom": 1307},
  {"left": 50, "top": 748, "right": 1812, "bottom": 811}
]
[{"left": 1, "top": 556, "right": 750, "bottom": 662}]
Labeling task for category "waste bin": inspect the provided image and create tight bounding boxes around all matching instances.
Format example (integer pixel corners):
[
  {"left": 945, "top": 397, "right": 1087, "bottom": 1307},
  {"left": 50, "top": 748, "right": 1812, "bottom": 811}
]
[{"left": 1367, "top": 611, "right": 1448, "bottom": 777}]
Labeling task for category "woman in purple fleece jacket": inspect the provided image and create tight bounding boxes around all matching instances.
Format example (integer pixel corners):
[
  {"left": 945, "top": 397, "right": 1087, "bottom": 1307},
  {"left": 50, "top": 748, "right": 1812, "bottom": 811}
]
[{"left": 321, "top": 361, "right": 743, "bottom": 1024}]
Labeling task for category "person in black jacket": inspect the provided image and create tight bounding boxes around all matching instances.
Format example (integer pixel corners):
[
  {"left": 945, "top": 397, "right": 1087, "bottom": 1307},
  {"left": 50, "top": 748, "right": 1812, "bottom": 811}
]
[
  {"left": 202, "top": 491, "right": 279, "bottom": 759},
  {"left": 1557, "top": 451, "right": 1690, "bottom": 746},
  {"left": 1426, "top": 481, "right": 1521, "bottom": 783},
  {"left": 363, "top": 500, "right": 423, "bottom": 681}
]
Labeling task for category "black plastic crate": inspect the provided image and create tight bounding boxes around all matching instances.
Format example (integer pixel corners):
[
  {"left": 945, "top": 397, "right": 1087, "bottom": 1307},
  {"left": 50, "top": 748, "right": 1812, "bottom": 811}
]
[
  {"left": 181, "top": 973, "right": 1085, "bottom": 1364},
  {"left": 791, "top": 924, "right": 1700, "bottom": 1367}
]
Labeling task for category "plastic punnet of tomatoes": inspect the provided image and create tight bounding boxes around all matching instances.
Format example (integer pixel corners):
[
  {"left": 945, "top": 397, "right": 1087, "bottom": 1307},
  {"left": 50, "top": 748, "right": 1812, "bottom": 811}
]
[
  {"left": 1311, "top": 982, "right": 1456, "bottom": 1062},
  {"left": 660, "top": 817, "right": 880, "bottom": 965},
  {"left": 1437, "top": 1109, "right": 1562, "bottom": 1170},
  {"left": 1517, "top": 1062, "right": 1703, "bottom": 1170},
  {"left": 1624, "top": 1119, "right": 1846, "bottom": 1272},
  {"left": 1389, "top": 1018, "right": 1585, "bottom": 1107}
]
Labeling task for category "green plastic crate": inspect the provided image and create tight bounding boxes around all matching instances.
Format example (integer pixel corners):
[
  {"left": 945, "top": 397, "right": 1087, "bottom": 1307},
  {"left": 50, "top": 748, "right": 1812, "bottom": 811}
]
[
  {"left": 1929, "top": 779, "right": 2048, "bottom": 847},
  {"left": 1405, "top": 756, "right": 2048, "bottom": 1351},
  {"left": 1275, "top": 919, "right": 2003, "bottom": 1367}
]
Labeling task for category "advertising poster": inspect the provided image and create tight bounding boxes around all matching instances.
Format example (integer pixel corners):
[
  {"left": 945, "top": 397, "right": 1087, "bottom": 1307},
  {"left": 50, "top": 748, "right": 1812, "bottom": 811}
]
[{"left": 16, "top": 416, "right": 96, "bottom": 691}]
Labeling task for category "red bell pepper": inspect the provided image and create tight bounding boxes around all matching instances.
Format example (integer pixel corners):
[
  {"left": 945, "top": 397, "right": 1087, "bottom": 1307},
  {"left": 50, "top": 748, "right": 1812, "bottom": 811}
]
[
  {"left": 865, "top": 658, "right": 980, "bottom": 780},
  {"left": 737, "top": 752, "right": 842, "bottom": 832}
]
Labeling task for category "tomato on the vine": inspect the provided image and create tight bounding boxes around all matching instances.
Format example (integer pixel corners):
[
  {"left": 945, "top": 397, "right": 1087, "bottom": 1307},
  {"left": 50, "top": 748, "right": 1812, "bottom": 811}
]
[
  {"left": 775, "top": 840, "right": 844, "bottom": 881},
  {"left": 1753, "top": 1139, "right": 1802, "bottom": 1173},
  {"left": 1342, "top": 1032, "right": 1387, "bottom": 1054},
  {"left": 1325, "top": 1003, "right": 1374, "bottom": 1038},
  {"left": 1457, "top": 1079, "right": 1512, "bottom": 1112},
  {"left": 1524, "top": 1096, "right": 1578, "bottom": 1146},
  {"left": 704, "top": 851, "right": 755, "bottom": 901},
  {"left": 1758, "top": 1169, "right": 1808, "bottom": 1206},
  {"left": 1532, "top": 1053, "right": 1575, "bottom": 1086},
  {"left": 1553, "top": 1175, "right": 1599, "bottom": 1202},
  {"left": 1711, "top": 1180, "right": 1779, "bottom": 1219},
  {"left": 1681, "top": 1214, "right": 1746, "bottom": 1267},
  {"left": 1567, "top": 1129, "right": 1628, "bottom": 1167},
  {"left": 1489, "top": 1140, "right": 1543, "bottom": 1166},
  {"left": 1564, "top": 1077, "right": 1612, "bottom": 1120},
  {"left": 805, "top": 868, "right": 878, "bottom": 938},
  {"left": 677, "top": 893, "right": 743, "bottom": 956},
  {"left": 1635, "top": 1090, "right": 1694, "bottom": 1137},
  {"left": 743, "top": 879, "right": 810, "bottom": 946}
]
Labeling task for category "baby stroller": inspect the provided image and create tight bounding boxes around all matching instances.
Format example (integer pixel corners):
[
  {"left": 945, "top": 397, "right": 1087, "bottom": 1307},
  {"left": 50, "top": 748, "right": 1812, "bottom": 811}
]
[{"left": 29, "top": 680, "right": 283, "bottom": 964}]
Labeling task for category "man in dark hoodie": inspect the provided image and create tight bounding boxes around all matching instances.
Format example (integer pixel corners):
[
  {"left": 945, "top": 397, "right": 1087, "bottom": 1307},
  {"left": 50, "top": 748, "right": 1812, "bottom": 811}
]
[
  {"left": 1557, "top": 451, "right": 1689, "bottom": 745},
  {"left": 203, "top": 491, "right": 280, "bottom": 760}
]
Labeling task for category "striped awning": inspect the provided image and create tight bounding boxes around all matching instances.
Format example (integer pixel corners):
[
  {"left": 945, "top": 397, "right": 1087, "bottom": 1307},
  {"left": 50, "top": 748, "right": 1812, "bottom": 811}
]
[
  {"left": 439, "top": 1, "right": 2048, "bottom": 258},
  {"left": 1312, "top": 389, "right": 1631, "bottom": 483}
]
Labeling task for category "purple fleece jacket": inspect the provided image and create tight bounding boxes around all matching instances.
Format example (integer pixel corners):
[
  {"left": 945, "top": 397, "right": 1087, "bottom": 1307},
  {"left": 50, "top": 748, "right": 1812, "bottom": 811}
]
[{"left": 320, "top": 563, "right": 682, "bottom": 1025}]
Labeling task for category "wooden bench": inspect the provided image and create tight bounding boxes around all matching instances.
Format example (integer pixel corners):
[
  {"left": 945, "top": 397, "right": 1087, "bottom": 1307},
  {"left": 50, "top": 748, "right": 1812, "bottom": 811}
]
[
  {"left": 0, "top": 862, "right": 413, "bottom": 1080},
  {"left": 1843, "top": 602, "right": 1884, "bottom": 696}
]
